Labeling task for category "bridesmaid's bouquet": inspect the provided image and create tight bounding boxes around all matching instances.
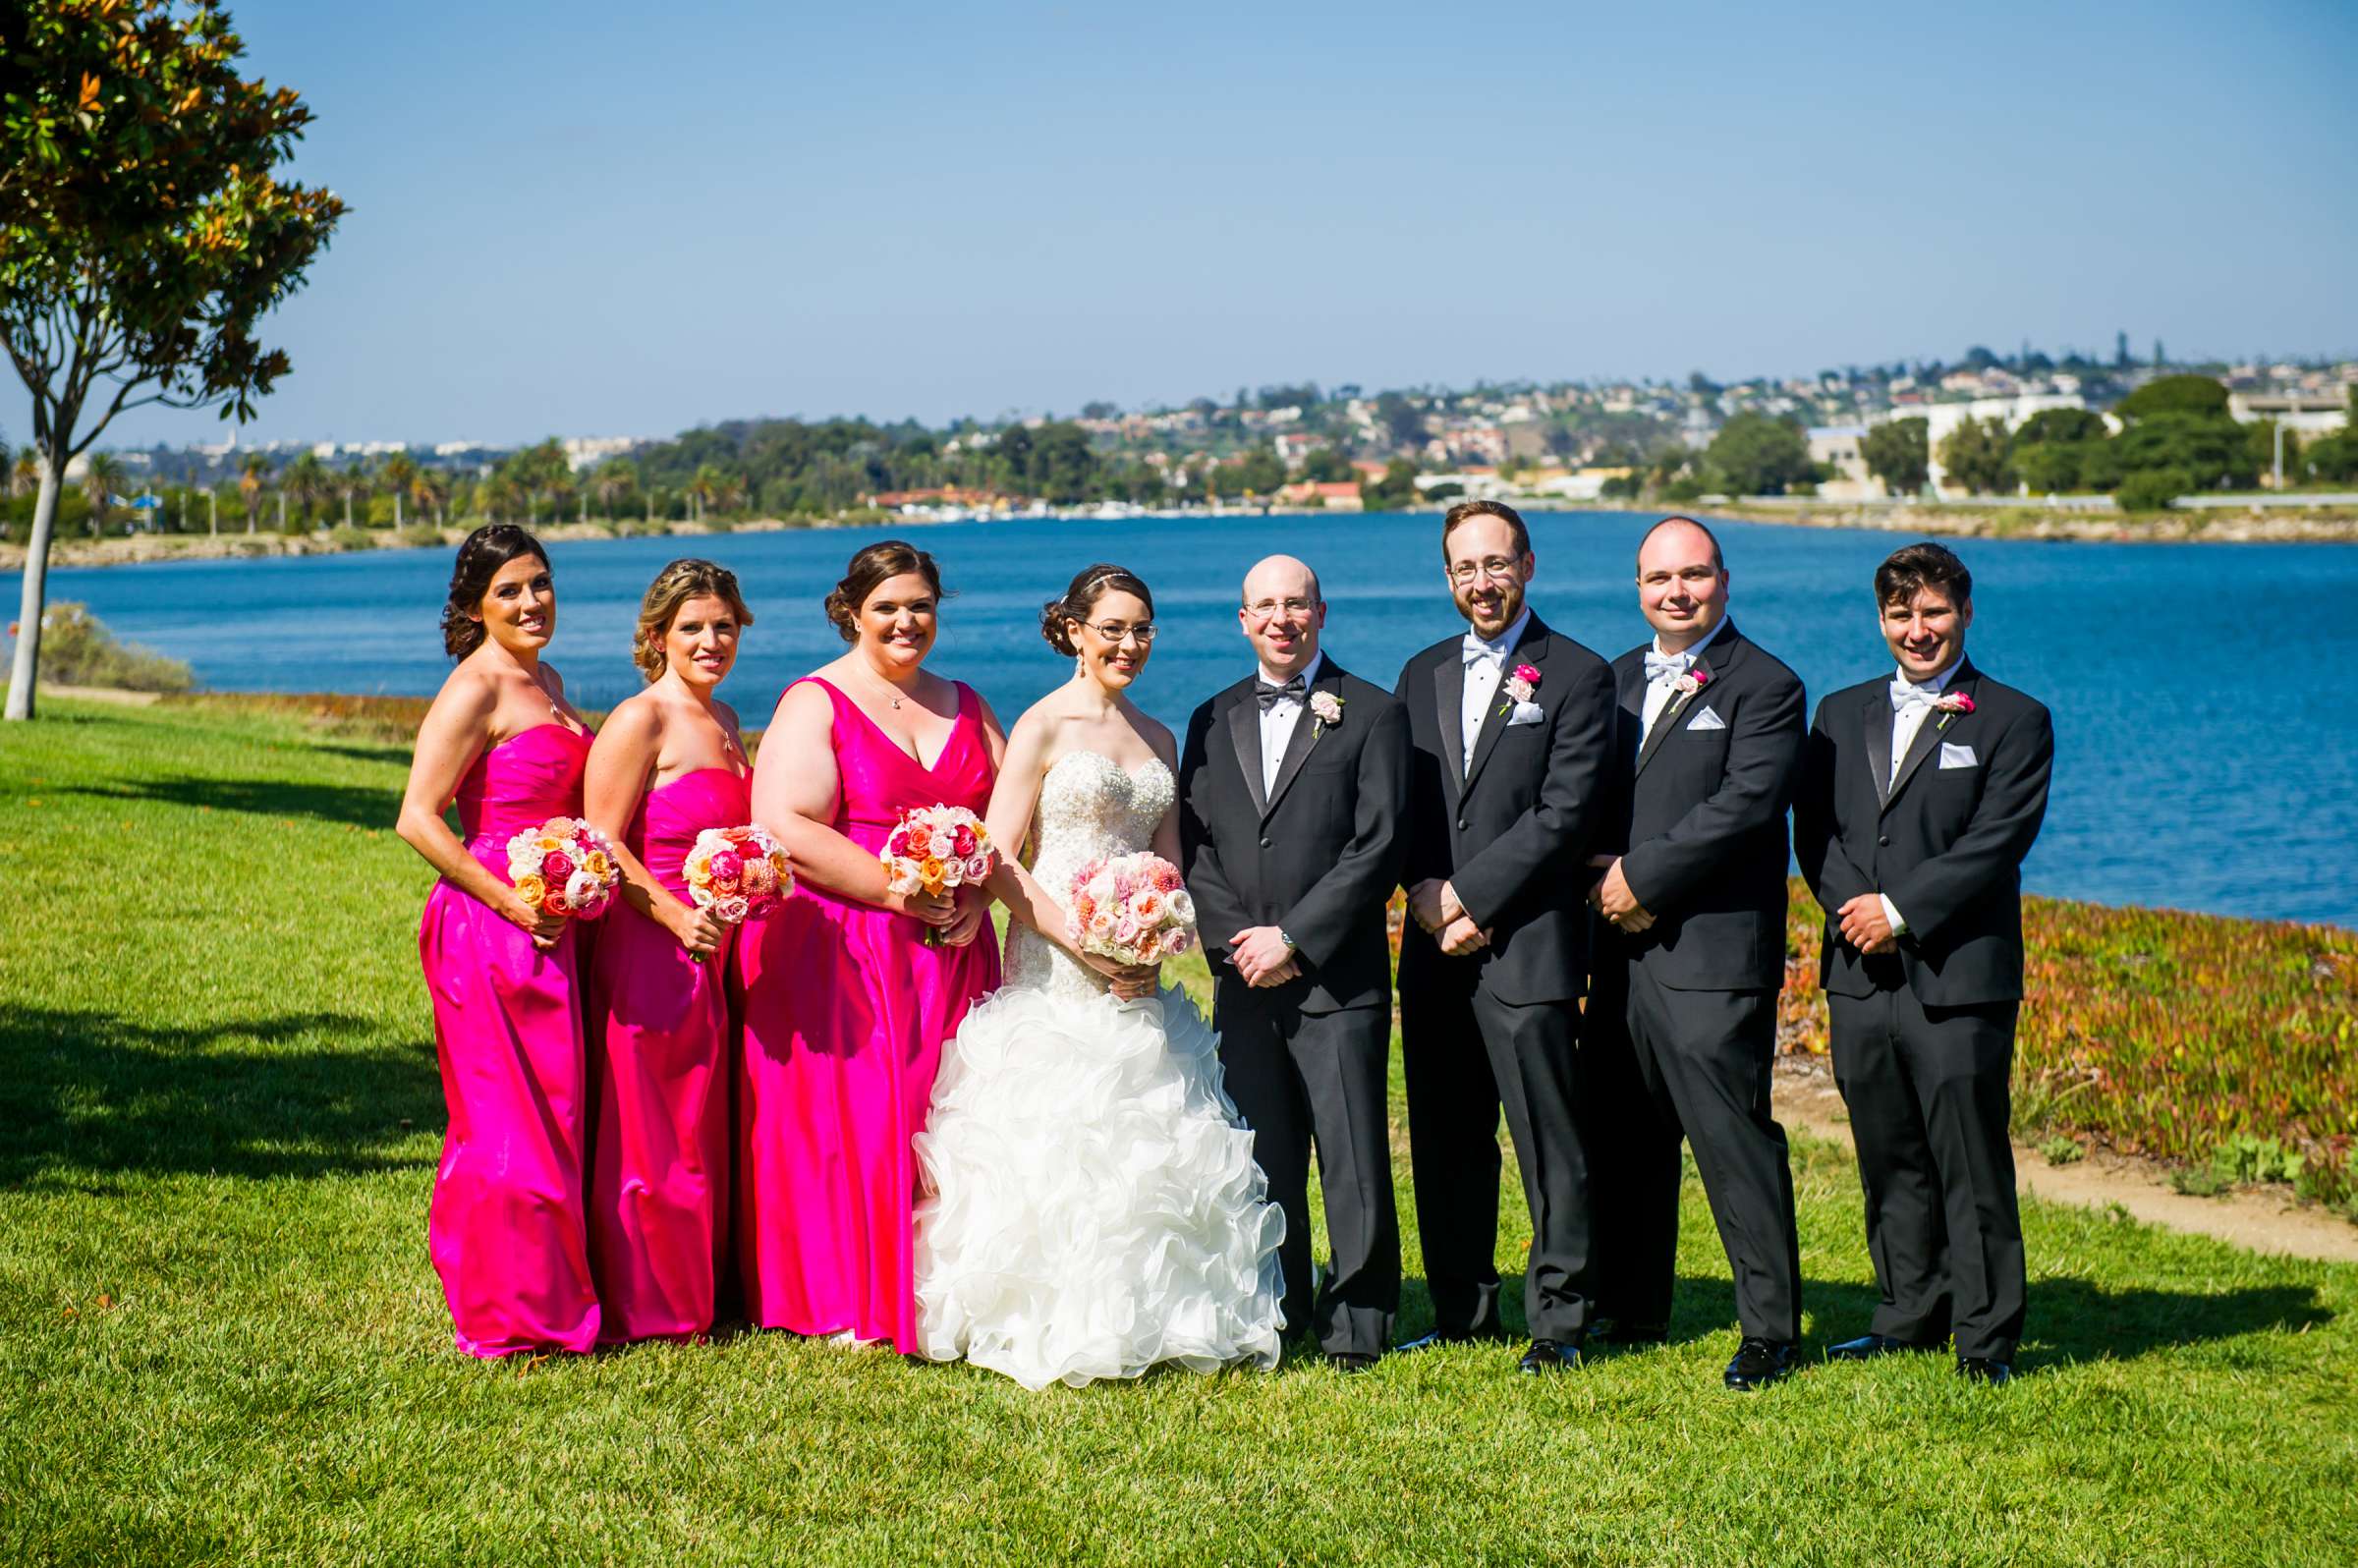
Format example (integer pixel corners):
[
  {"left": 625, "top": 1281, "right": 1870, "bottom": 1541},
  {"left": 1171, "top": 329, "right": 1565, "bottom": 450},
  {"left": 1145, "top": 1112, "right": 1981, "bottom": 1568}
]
[
  {"left": 505, "top": 816, "right": 620, "bottom": 920},
  {"left": 1065, "top": 852, "right": 1197, "bottom": 967},
  {"left": 684, "top": 824, "right": 794, "bottom": 928},
  {"left": 880, "top": 805, "right": 997, "bottom": 946}
]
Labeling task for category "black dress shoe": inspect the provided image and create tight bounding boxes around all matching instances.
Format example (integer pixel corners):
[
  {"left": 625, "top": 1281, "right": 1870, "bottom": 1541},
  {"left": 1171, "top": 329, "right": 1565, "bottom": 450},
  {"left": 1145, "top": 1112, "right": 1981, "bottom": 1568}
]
[
  {"left": 1327, "top": 1351, "right": 1378, "bottom": 1374},
  {"left": 1825, "top": 1332, "right": 1942, "bottom": 1362},
  {"left": 1956, "top": 1356, "right": 2013, "bottom": 1385},
  {"left": 1517, "top": 1337, "right": 1583, "bottom": 1374},
  {"left": 1722, "top": 1337, "right": 1798, "bottom": 1391}
]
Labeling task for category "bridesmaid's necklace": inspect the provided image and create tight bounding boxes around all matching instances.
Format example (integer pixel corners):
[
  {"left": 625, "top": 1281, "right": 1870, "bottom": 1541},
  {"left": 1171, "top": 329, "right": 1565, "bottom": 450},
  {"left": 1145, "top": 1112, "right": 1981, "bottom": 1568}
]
[{"left": 860, "top": 664, "right": 910, "bottom": 710}]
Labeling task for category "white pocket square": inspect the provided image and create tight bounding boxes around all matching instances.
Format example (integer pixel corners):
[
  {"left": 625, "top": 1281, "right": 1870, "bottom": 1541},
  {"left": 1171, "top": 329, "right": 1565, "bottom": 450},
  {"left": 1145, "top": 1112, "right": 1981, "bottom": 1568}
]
[
  {"left": 1506, "top": 700, "right": 1545, "bottom": 726},
  {"left": 1687, "top": 704, "right": 1725, "bottom": 731},
  {"left": 1938, "top": 742, "right": 1978, "bottom": 769}
]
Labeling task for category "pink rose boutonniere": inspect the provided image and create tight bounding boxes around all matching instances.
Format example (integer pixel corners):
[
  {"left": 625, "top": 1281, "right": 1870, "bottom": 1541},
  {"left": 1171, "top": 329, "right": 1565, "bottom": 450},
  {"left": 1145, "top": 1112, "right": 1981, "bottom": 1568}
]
[
  {"left": 1672, "top": 666, "right": 1712, "bottom": 700},
  {"left": 1309, "top": 689, "right": 1344, "bottom": 737},
  {"left": 1935, "top": 691, "right": 1976, "bottom": 731},
  {"left": 1497, "top": 662, "right": 1542, "bottom": 716}
]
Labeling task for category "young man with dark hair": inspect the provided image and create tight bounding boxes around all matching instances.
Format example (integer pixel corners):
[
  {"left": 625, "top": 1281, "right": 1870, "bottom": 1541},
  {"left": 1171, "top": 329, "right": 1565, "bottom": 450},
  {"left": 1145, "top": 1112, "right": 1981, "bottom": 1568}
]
[{"left": 1795, "top": 541, "right": 2053, "bottom": 1385}]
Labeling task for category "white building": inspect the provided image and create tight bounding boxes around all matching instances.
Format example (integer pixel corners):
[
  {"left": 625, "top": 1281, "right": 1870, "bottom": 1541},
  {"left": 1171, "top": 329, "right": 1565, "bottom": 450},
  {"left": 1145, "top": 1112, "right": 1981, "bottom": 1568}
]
[{"left": 1807, "top": 425, "right": 1883, "bottom": 500}]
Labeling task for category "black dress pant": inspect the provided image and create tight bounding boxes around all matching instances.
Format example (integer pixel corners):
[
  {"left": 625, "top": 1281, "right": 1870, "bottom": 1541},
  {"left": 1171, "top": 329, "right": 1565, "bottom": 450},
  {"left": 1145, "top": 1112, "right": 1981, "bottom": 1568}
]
[
  {"left": 1215, "top": 982, "right": 1399, "bottom": 1358},
  {"left": 1581, "top": 957, "right": 1801, "bottom": 1342},
  {"left": 1400, "top": 958, "right": 1593, "bottom": 1343},
  {"left": 1828, "top": 982, "right": 2024, "bottom": 1362}
]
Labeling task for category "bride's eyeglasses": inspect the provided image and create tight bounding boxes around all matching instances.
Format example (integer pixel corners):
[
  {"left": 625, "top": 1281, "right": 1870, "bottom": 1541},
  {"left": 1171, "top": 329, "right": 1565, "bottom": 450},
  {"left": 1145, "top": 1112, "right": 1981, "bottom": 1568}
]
[{"left": 1086, "top": 620, "right": 1157, "bottom": 644}]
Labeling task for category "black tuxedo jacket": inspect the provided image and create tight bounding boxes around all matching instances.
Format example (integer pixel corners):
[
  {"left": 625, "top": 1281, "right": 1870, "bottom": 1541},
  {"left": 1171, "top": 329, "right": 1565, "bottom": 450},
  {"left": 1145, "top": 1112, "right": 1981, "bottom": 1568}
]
[
  {"left": 1179, "top": 658, "right": 1410, "bottom": 1015},
  {"left": 1794, "top": 658, "right": 2053, "bottom": 1007},
  {"left": 1394, "top": 611, "right": 1616, "bottom": 1006},
  {"left": 1597, "top": 621, "right": 1805, "bottom": 992}
]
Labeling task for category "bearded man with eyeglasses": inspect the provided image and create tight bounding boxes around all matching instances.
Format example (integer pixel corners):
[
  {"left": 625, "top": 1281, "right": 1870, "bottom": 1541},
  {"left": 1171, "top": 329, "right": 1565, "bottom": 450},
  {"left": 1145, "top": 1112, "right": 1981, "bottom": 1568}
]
[{"left": 1391, "top": 500, "right": 1617, "bottom": 1375}]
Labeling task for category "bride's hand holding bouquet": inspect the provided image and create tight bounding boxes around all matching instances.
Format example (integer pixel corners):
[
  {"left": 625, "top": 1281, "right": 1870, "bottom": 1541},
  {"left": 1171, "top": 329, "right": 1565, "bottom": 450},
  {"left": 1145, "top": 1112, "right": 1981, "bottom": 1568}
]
[{"left": 1065, "top": 852, "right": 1197, "bottom": 1003}]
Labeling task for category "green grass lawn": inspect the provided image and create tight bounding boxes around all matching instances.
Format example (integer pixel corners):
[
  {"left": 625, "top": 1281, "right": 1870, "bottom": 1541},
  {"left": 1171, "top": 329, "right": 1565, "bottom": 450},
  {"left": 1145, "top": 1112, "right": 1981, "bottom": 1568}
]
[{"left": 3, "top": 699, "right": 2355, "bottom": 1564}]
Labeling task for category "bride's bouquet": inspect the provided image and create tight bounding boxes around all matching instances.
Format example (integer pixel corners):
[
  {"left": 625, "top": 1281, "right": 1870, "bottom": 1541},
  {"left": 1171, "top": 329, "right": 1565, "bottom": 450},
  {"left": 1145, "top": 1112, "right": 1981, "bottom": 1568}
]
[
  {"left": 880, "top": 805, "right": 997, "bottom": 945},
  {"left": 505, "top": 816, "right": 620, "bottom": 921},
  {"left": 684, "top": 823, "right": 794, "bottom": 930},
  {"left": 1065, "top": 852, "right": 1197, "bottom": 967}
]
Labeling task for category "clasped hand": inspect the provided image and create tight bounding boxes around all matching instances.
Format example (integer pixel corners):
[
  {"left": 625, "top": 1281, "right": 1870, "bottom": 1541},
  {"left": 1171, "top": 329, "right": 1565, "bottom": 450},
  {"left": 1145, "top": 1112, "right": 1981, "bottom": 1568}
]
[
  {"left": 1410, "top": 878, "right": 1489, "bottom": 956},
  {"left": 1228, "top": 925, "right": 1300, "bottom": 988},
  {"left": 1836, "top": 894, "right": 1897, "bottom": 955},
  {"left": 1587, "top": 854, "right": 1655, "bottom": 934}
]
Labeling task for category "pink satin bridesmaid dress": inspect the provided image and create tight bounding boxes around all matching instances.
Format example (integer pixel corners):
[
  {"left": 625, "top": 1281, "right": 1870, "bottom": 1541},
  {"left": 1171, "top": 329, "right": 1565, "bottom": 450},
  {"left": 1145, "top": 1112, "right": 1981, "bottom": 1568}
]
[
  {"left": 588, "top": 765, "right": 749, "bottom": 1343},
  {"left": 418, "top": 721, "right": 601, "bottom": 1358},
  {"left": 736, "top": 677, "right": 999, "bottom": 1351}
]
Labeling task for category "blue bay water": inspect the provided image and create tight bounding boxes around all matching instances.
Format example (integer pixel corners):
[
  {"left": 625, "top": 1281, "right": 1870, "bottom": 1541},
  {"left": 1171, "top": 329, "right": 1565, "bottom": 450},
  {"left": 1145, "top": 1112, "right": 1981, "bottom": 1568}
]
[{"left": 15, "top": 511, "right": 2356, "bottom": 927}]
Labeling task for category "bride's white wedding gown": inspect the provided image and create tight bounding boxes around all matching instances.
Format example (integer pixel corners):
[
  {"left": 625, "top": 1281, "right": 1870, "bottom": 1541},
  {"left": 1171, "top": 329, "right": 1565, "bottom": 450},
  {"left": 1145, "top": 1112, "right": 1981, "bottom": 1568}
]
[{"left": 912, "top": 750, "right": 1287, "bottom": 1390}]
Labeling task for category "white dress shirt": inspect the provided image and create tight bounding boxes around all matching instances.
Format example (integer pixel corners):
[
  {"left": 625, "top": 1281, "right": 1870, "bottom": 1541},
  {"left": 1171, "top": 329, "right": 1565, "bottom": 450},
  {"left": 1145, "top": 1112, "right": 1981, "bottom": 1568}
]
[
  {"left": 1459, "top": 608, "right": 1530, "bottom": 774},
  {"left": 1638, "top": 635, "right": 1708, "bottom": 747},
  {"left": 1255, "top": 651, "right": 1322, "bottom": 797},
  {"left": 1880, "top": 650, "right": 1966, "bottom": 936}
]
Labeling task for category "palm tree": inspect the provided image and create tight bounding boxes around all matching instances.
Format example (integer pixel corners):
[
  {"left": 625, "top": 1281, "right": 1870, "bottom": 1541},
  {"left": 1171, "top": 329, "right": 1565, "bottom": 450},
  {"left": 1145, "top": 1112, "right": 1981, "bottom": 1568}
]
[
  {"left": 8, "top": 448, "right": 40, "bottom": 502},
  {"left": 592, "top": 458, "right": 638, "bottom": 523},
  {"left": 378, "top": 452, "right": 420, "bottom": 528},
  {"left": 338, "top": 459, "right": 367, "bottom": 527},
  {"left": 79, "top": 453, "right": 125, "bottom": 535},
  {"left": 237, "top": 453, "right": 272, "bottom": 532},
  {"left": 416, "top": 468, "right": 451, "bottom": 527},
  {"left": 279, "top": 451, "right": 331, "bottom": 529}
]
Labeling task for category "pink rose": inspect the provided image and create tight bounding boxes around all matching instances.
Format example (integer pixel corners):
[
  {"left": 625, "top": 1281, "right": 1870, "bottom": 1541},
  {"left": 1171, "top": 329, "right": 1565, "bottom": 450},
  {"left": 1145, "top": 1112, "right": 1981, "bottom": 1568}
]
[
  {"left": 1114, "top": 915, "right": 1142, "bottom": 946},
  {"left": 964, "top": 855, "right": 991, "bottom": 883},
  {"left": 951, "top": 823, "right": 976, "bottom": 857},
  {"left": 713, "top": 894, "right": 752, "bottom": 925},
  {"left": 1166, "top": 928, "right": 1195, "bottom": 955},
  {"left": 1513, "top": 663, "right": 1541, "bottom": 686},
  {"left": 708, "top": 850, "right": 743, "bottom": 884},
  {"left": 541, "top": 850, "right": 575, "bottom": 885}
]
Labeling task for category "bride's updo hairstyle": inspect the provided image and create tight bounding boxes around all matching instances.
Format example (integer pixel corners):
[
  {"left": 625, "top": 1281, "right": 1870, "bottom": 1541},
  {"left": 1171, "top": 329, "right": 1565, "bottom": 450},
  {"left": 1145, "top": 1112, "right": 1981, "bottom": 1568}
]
[
  {"left": 441, "top": 524, "right": 551, "bottom": 658},
  {"left": 634, "top": 557, "right": 756, "bottom": 681},
  {"left": 823, "top": 539, "right": 946, "bottom": 644},
  {"left": 1040, "top": 563, "right": 1153, "bottom": 656}
]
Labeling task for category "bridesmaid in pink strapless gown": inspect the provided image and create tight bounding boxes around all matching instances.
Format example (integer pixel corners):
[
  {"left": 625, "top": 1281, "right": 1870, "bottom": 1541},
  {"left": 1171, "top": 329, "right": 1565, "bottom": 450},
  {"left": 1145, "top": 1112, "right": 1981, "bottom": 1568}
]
[
  {"left": 583, "top": 560, "right": 760, "bottom": 1343},
  {"left": 738, "top": 542, "right": 1003, "bottom": 1352},
  {"left": 418, "top": 723, "right": 602, "bottom": 1356},
  {"left": 588, "top": 769, "right": 746, "bottom": 1341},
  {"left": 400, "top": 526, "right": 600, "bottom": 1358}
]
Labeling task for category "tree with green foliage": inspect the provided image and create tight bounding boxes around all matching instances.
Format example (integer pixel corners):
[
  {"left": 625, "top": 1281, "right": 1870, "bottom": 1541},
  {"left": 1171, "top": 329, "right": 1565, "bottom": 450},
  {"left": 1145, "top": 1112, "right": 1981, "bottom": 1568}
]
[
  {"left": 1937, "top": 417, "right": 2015, "bottom": 495},
  {"left": 236, "top": 452, "right": 271, "bottom": 532},
  {"left": 1858, "top": 418, "right": 1929, "bottom": 497},
  {"left": 1375, "top": 393, "right": 1425, "bottom": 451},
  {"left": 78, "top": 452, "right": 124, "bottom": 535},
  {"left": 3, "top": 0, "right": 344, "bottom": 718},
  {"left": 1704, "top": 413, "right": 1816, "bottom": 495},
  {"left": 2011, "top": 409, "right": 2109, "bottom": 494},
  {"left": 590, "top": 458, "right": 638, "bottom": 522},
  {"left": 2111, "top": 412, "right": 2254, "bottom": 492},
  {"left": 279, "top": 450, "right": 329, "bottom": 528},
  {"left": 1359, "top": 458, "right": 1418, "bottom": 510},
  {"left": 377, "top": 451, "right": 420, "bottom": 528},
  {"left": 2115, "top": 468, "right": 2191, "bottom": 512},
  {"left": 1299, "top": 448, "right": 1354, "bottom": 484},
  {"left": 2114, "top": 374, "right": 2228, "bottom": 420}
]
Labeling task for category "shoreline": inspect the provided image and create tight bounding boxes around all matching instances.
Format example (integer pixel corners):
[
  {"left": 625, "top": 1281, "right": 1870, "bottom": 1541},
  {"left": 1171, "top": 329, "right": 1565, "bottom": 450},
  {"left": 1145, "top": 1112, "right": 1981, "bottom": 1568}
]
[{"left": 13, "top": 495, "right": 2358, "bottom": 572}]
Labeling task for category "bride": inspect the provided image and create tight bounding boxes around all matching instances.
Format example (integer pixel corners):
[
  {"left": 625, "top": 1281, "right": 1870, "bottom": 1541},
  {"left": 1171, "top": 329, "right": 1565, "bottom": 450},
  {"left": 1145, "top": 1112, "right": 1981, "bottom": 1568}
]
[{"left": 913, "top": 563, "right": 1287, "bottom": 1390}]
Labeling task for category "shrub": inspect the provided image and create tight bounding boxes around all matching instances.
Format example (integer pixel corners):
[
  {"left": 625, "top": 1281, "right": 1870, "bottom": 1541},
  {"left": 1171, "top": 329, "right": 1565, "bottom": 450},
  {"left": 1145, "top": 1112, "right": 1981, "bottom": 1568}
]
[
  {"left": 8, "top": 602, "right": 194, "bottom": 693},
  {"left": 322, "top": 526, "right": 375, "bottom": 552},
  {"left": 2115, "top": 468, "right": 2191, "bottom": 512}
]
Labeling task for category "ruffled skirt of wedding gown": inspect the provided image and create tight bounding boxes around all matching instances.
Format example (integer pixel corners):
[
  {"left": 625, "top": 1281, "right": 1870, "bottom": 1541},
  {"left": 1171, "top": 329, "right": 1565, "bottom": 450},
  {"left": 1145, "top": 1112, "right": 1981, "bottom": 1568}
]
[{"left": 912, "top": 981, "right": 1287, "bottom": 1390}]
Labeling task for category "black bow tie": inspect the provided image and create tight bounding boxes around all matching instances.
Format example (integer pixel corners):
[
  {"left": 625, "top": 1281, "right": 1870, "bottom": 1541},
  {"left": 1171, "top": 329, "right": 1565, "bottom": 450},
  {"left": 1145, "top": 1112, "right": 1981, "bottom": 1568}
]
[{"left": 1255, "top": 676, "right": 1306, "bottom": 710}]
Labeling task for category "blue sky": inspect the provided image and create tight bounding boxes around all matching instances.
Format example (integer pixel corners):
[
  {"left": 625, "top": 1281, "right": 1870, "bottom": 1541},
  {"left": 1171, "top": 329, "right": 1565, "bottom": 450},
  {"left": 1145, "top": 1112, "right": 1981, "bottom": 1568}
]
[{"left": 88, "top": 0, "right": 2358, "bottom": 448}]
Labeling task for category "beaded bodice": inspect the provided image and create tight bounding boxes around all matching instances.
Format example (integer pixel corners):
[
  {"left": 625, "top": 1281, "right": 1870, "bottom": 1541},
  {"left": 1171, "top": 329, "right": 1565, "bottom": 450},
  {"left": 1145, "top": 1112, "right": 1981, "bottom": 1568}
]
[{"left": 1001, "top": 751, "right": 1176, "bottom": 1002}]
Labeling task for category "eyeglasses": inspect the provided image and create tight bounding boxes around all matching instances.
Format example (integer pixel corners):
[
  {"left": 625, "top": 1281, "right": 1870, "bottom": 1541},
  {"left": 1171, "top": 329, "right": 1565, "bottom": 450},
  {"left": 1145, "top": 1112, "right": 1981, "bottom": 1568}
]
[
  {"left": 1243, "top": 597, "right": 1317, "bottom": 620},
  {"left": 1086, "top": 620, "right": 1157, "bottom": 644},
  {"left": 1446, "top": 557, "right": 1524, "bottom": 585}
]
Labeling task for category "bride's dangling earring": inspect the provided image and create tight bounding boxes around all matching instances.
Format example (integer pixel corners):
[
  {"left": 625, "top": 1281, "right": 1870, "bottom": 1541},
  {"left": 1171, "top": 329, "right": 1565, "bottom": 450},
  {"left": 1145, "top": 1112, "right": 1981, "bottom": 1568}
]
[{"left": 1075, "top": 652, "right": 1088, "bottom": 681}]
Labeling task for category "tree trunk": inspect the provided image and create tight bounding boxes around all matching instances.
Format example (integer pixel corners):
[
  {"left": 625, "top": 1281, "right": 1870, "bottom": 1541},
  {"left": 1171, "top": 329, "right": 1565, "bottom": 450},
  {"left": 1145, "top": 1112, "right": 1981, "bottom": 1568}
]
[
  {"left": 5, "top": 459, "right": 64, "bottom": 721},
  {"left": 344, "top": 491, "right": 353, "bottom": 527},
  {"left": 276, "top": 493, "right": 286, "bottom": 530},
  {"left": 208, "top": 489, "right": 217, "bottom": 535},
  {"left": 393, "top": 489, "right": 404, "bottom": 528}
]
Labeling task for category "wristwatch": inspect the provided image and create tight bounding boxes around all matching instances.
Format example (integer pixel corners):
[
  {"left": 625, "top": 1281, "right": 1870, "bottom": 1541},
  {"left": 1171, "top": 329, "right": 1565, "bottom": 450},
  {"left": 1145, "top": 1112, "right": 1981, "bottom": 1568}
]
[{"left": 1277, "top": 927, "right": 1298, "bottom": 954}]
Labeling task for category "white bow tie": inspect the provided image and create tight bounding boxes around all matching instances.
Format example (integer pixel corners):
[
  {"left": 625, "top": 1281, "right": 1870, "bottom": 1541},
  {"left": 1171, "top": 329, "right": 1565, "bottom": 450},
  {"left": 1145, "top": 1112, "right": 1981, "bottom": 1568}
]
[
  {"left": 1462, "top": 635, "right": 1505, "bottom": 667},
  {"left": 1643, "top": 651, "right": 1691, "bottom": 685},
  {"left": 1889, "top": 679, "right": 1943, "bottom": 714}
]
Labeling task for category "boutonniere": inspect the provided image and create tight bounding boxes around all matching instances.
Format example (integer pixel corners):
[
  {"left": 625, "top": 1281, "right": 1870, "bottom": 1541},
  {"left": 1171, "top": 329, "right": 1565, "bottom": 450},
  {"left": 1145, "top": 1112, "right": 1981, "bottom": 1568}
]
[
  {"left": 1934, "top": 691, "right": 1975, "bottom": 731},
  {"left": 1672, "top": 666, "right": 1712, "bottom": 700},
  {"left": 1496, "top": 662, "right": 1542, "bottom": 716},
  {"left": 1309, "top": 689, "right": 1344, "bottom": 738}
]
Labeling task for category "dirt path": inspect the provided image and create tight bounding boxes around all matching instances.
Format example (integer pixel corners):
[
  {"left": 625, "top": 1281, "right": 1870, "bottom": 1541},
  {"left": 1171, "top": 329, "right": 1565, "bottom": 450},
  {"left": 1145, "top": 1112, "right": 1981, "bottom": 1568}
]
[{"left": 1774, "top": 1057, "right": 2358, "bottom": 1264}]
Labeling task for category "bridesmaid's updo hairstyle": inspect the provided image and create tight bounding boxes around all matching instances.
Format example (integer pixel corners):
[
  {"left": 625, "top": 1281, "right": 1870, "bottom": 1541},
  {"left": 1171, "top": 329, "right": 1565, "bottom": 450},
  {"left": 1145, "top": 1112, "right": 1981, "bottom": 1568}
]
[
  {"left": 634, "top": 558, "right": 756, "bottom": 681},
  {"left": 441, "top": 524, "right": 551, "bottom": 659},
  {"left": 823, "top": 539, "right": 945, "bottom": 644},
  {"left": 1040, "top": 563, "right": 1153, "bottom": 656}
]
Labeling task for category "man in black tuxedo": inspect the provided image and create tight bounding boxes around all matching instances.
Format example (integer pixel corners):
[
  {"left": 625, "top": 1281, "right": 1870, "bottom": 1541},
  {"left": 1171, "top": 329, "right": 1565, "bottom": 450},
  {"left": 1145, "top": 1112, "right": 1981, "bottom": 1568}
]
[
  {"left": 1179, "top": 554, "right": 1409, "bottom": 1371},
  {"left": 1796, "top": 541, "right": 2053, "bottom": 1385},
  {"left": 1393, "top": 500, "right": 1616, "bottom": 1373},
  {"left": 1581, "top": 517, "right": 1807, "bottom": 1390}
]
